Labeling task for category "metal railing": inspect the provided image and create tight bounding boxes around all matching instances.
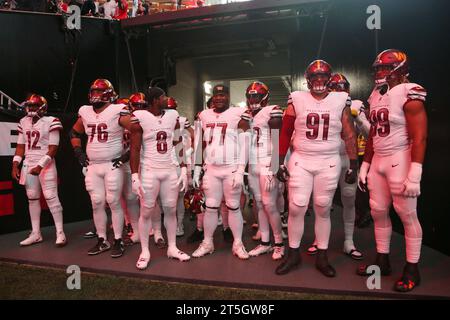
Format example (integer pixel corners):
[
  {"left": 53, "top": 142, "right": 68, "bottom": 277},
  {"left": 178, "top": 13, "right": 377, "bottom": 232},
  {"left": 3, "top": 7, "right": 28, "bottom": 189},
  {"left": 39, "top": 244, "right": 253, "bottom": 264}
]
[{"left": 0, "top": 90, "right": 21, "bottom": 110}]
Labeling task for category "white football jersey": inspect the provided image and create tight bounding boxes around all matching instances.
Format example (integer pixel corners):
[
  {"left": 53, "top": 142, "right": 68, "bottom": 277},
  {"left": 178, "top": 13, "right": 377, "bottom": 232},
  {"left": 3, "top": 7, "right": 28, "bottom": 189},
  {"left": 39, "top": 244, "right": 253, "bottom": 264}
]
[
  {"left": 339, "top": 99, "right": 370, "bottom": 155},
  {"left": 18, "top": 116, "right": 62, "bottom": 165},
  {"left": 198, "top": 106, "right": 246, "bottom": 165},
  {"left": 132, "top": 109, "right": 179, "bottom": 168},
  {"left": 78, "top": 104, "right": 128, "bottom": 163},
  {"left": 367, "top": 83, "right": 426, "bottom": 156},
  {"left": 290, "top": 91, "right": 349, "bottom": 156},
  {"left": 245, "top": 105, "right": 283, "bottom": 166},
  {"left": 171, "top": 115, "right": 191, "bottom": 165}
]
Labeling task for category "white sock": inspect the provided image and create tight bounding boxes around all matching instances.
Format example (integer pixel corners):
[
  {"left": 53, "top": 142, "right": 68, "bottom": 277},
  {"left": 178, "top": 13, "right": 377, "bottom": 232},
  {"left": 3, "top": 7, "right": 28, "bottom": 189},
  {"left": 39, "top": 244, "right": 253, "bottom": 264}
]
[
  {"left": 28, "top": 199, "right": 41, "bottom": 234},
  {"left": 163, "top": 206, "right": 177, "bottom": 249}
]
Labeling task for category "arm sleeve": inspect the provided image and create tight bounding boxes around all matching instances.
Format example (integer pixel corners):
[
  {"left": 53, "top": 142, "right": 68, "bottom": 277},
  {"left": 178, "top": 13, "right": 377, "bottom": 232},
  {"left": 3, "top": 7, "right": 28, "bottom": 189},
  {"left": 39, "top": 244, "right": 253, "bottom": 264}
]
[
  {"left": 48, "top": 129, "right": 60, "bottom": 146},
  {"left": 17, "top": 132, "right": 25, "bottom": 144},
  {"left": 279, "top": 114, "right": 295, "bottom": 157},
  {"left": 49, "top": 118, "right": 63, "bottom": 132},
  {"left": 407, "top": 85, "right": 427, "bottom": 103},
  {"left": 269, "top": 106, "right": 283, "bottom": 119}
]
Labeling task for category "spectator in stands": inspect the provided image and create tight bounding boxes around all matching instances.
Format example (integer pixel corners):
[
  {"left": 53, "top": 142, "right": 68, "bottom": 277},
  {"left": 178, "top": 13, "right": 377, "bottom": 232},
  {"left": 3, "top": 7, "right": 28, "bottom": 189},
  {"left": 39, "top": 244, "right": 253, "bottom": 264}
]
[
  {"left": 136, "top": 0, "right": 145, "bottom": 16},
  {"left": 142, "top": 0, "right": 150, "bottom": 15},
  {"left": 81, "top": 0, "right": 97, "bottom": 15},
  {"left": 114, "top": 0, "right": 128, "bottom": 20},
  {"left": 56, "top": 0, "right": 69, "bottom": 12},
  {"left": 102, "top": 0, "right": 117, "bottom": 19}
]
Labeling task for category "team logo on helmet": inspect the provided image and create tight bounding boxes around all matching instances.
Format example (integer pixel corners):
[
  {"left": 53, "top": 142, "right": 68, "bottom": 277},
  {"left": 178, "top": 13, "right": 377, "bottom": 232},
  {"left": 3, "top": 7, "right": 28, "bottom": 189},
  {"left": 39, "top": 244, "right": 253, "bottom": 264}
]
[
  {"left": 328, "top": 73, "right": 350, "bottom": 93},
  {"left": 305, "top": 60, "right": 332, "bottom": 94},
  {"left": 372, "top": 49, "right": 409, "bottom": 85},
  {"left": 23, "top": 94, "right": 48, "bottom": 118},
  {"left": 89, "top": 79, "right": 118, "bottom": 106},
  {"left": 167, "top": 97, "right": 178, "bottom": 110},
  {"left": 128, "top": 92, "right": 148, "bottom": 111},
  {"left": 246, "top": 81, "right": 269, "bottom": 110}
]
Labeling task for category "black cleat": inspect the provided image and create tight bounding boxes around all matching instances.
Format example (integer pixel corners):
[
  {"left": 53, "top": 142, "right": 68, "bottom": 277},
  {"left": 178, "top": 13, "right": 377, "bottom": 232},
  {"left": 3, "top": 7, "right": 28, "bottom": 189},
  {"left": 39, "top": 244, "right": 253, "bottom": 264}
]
[
  {"left": 357, "top": 252, "right": 392, "bottom": 276},
  {"left": 394, "top": 262, "right": 421, "bottom": 292},
  {"left": 88, "top": 237, "right": 110, "bottom": 255},
  {"left": 222, "top": 228, "right": 234, "bottom": 244},
  {"left": 187, "top": 229, "right": 204, "bottom": 244},
  {"left": 315, "top": 249, "right": 336, "bottom": 277},
  {"left": 111, "top": 238, "right": 125, "bottom": 258},
  {"left": 124, "top": 223, "right": 133, "bottom": 236},
  {"left": 275, "top": 247, "right": 301, "bottom": 275}
]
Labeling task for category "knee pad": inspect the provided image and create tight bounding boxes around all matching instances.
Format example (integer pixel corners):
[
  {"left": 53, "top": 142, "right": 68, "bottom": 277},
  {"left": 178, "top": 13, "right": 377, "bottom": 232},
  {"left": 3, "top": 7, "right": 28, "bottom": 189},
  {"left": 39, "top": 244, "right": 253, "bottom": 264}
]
[
  {"left": 42, "top": 189, "right": 58, "bottom": 202},
  {"left": 45, "top": 195, "right": 62, "bottom": 209},
  {"left": 369, "top": 199, "right": 390, "bottom": 213},
  {"left": 262, "top": 198, "right": 277, "bottom": 213},
  {"left": 26, "top": 189, "right": 41, "bottom": 200},
  {"left": 225, "top": 197, "right": 240, "bottom": 211},
  {"left": 90, "top": 192, "right": 105, "bottom": 209},
  {"left": 314, "top": 195, "right": 332, "bottom": 208},
  {"left": 393, "top": 201, "right": 417, "bottom": 221},
  {"left": 225, "top": 204, "right": 240, "bottom": 212},
  {"left": 290, "top": 192, "right": 309, "bottom": 208},
  {"left": 205, "top": 198, "right": 221, "bottom": 209},
  {"left": 140, "top": 204, "right": 154, "bottom": 219},
  {"left": 341, "top": 186, "right": 356, "bottom": 199}
]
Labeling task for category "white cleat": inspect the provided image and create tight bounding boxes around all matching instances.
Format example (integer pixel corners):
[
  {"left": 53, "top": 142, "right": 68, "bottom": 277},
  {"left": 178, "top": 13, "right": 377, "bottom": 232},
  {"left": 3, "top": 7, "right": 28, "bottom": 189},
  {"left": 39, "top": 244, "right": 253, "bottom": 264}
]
[
  {"left": 252, "top": 230, "right": 261, "bottom": 241},
  {"left": 272, "top": 245, "right": 285, "bottom": 260},
  {"left": 232, "top": 242, "right": 250, "bottom": 260},
  {"left": 55, "top": 231, "right": 67, "bottom": 247},
  {"left": 136, "top": 252, "right": 151, "bottom": 270},
  {"left": 192, "top": 241, "right": 214, "bottom": 258},
  {"left": 176, "top": 225, "right": 185, "bottom": 237},
  {"left": 20, "top": 232, "right": 43, "bottom": 247},
  {"left": 167, "top": 247, "right": 191, "bottom": 261},
  {"left": 248, "top": 244, "right": 273, "bottom": 257}
]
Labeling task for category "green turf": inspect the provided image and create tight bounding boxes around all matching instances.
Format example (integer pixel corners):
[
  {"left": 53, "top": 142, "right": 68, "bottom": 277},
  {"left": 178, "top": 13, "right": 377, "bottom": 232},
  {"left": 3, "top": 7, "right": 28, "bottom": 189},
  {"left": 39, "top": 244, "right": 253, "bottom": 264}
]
[{"left": 0, "top": 261, "right": 379, "bottom": 300}]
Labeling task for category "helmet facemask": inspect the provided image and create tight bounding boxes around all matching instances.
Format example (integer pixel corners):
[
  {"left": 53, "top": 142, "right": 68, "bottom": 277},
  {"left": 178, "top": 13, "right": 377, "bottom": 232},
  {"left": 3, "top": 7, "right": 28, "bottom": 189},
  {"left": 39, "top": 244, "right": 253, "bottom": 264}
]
[
  {"left": 308, "top": 73, "right": 330, "bottom": 94},
  {"left": 246, "top": 91, "right": 268, "bottom": 111}
]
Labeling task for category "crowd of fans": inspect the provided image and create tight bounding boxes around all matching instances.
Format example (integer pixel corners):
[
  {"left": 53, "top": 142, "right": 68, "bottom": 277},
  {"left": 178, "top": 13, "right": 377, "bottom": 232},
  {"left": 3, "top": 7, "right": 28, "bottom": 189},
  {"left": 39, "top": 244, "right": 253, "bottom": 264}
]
[{"left": 0, "top": 0, "right": 211, "bottom": 19}]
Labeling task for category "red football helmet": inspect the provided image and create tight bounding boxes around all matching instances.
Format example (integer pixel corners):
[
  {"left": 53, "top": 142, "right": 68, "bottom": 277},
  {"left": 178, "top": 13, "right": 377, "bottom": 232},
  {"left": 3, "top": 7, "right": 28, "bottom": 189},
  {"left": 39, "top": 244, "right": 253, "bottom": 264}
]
[
  {"left": 116, "top": 97, "right": 129, "bottom": 105},
  {"left": 167, "top": 97, "right": 178, "bottom": 110},
  {"left": 128, "top": 92, "right": 148, "bottom": 110},
  {"left": 246, "top": 81, "right": 269, "bottom": 110},
  {"left": 305, "top": 60, "right": 332, "bottom": 94},
  {"left": 88, "top": 79, "right": 118, "bottom": 106},
  {"left": 184, "top": 188, "right": 205, "bottom": 215},
  {"left": 372, "top": 49, "right": 409, "bottom": 85},
  {"left": 23, "top": 94, "right": 48, "bottom": 118},
  {"left": 328, "top": 73, "right": 350, "bottom": 93}
]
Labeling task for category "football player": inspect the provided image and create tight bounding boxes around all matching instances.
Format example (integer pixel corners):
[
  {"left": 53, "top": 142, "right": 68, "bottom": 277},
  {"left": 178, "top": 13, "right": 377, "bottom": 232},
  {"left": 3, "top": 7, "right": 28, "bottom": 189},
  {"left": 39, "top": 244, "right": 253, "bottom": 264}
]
[
  {"left": 70, "top": 79, "right": 131, "bottom": 258},
  {"left": 12, "top": 94, "right": 66, "bottom": 247},
  {"left": 243, "top": 82, "right": 285, "bottom": 260},
  {"left": 166, "top": 97, "right": 194, "bottom": 237},
  {"left": 192, "top": 84, "right": 251, "bottom": 259},
  {"left": 121, "top": 93, "right": 148, "bottom": 245},
  {"left": 357, "top": 49, "right": 427, "bottom": 292},
  {"left": 306, "top": 73, "right": 369, "bottom": 259},
  {"left": 275, "top": 60, "right": 358, "bottom": 277},
  {"left": 130, "top": 87, "right": 190, "bottom": 270}
]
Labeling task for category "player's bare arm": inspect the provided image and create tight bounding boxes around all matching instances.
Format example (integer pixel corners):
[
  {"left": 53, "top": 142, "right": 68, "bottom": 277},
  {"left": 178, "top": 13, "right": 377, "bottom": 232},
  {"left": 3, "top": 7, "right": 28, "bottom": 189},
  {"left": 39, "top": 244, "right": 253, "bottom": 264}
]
[
  {"left": 11, "top": 143, "right": 25, "bottom": 181},
  {"left": 404, "top": 100, "right": 427, "bottom": 164},
  {"left": 70, "top": 117, "right": 88, "bottom": 167},
  {"left": 130, "top": 122, "right": 143, "bottom": 174}
]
